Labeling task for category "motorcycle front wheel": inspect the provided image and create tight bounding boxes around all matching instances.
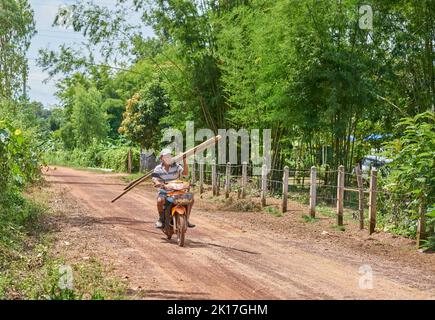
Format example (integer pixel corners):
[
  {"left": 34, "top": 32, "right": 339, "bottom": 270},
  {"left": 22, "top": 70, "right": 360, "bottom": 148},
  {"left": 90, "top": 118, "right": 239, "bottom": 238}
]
[
  {"left": 176, "top": 214, "right": 186, "bottom": 247},
  {"left": 164, "top": 206, "right": 173, "bottom": 240}
]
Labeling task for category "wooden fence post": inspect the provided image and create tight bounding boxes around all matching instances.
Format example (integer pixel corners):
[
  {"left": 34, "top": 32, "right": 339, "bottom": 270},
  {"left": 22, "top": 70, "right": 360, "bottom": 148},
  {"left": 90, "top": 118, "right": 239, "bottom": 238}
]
[
  {"left": 241, "top": 161, "right": 247, "bottom": 199},
  {"left": 282, "top": 166, "right": 289, "bottom": 213},
  {"left": 355, "top": 164, "right": 364, "bottom": 230},
  {"left": 127, "top": 148, "right": 132, "bottom": 174},
  {"left": 216, "top": 170, "right": 220, "bottom": 196},
  {"left": 191, "top": 162, "right": 196, "bottom": 185},
  {"left": 295, "top": 162, "right": 301, "bottom": 185},
  {"left": 368, "top": 167, "right": 377, "bottom": 235},
  {"left": 416, "top": 201, "right": 427, "bottom": 248},
  {"left": 261, "top": 164, "right": 267, "bottom": 207},
  {"left": 211, "top": 163, "right": 217, "bottom": 196},
  {"left": 337, "top": 165, "right": 345, "bottom": 226},
  {"left": 225, "top": 162, "right": 231, "bottom": 198},
  {"left": 310, "top": 166, "right": 317, "bottom": 217},
  {"left": 199, "top": 162, "right": 204, "bottom": 194}
]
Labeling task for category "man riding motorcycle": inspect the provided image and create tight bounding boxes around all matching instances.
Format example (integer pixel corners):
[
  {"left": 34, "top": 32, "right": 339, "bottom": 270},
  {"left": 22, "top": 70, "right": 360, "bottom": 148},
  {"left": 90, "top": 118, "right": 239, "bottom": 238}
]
[{"left": 151, "top": 149, "right": 195, "bottom": 229}]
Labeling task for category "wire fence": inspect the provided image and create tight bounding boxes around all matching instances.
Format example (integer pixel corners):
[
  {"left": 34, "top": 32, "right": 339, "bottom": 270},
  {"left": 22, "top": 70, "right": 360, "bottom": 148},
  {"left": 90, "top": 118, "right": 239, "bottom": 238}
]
[
  {"left": 188, "top": 162, "right": 415, "bottom": 219},
  {"left": 185, "top": 162, "right": 430, "bottom": 246}
]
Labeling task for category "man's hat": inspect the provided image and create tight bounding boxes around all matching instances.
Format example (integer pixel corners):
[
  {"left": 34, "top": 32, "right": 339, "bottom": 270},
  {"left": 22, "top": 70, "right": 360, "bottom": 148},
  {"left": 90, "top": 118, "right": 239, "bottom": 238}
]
[{"left": 159, "top": 148, "right": 172, "bottom": 157}]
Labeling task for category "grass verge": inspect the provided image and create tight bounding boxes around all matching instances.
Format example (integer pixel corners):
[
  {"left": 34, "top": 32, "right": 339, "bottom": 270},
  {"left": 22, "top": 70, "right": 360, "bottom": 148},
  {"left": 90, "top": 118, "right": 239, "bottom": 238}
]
[{"left": 0, "top": 185, "right": 127, "bottom": 300}]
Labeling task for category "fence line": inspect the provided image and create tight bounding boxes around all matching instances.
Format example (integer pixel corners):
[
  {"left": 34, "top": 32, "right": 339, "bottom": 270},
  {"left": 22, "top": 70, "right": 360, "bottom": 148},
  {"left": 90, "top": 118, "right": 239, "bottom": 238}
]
[{"left": 190, "top": 161, "right": 428, "bottom": 247}]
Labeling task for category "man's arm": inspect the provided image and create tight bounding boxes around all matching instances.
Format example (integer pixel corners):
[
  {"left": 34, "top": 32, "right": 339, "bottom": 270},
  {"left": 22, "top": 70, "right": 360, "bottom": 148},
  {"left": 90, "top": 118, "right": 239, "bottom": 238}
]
[{"left": 151, "top": 170, "right": 164, "bottom": 187}]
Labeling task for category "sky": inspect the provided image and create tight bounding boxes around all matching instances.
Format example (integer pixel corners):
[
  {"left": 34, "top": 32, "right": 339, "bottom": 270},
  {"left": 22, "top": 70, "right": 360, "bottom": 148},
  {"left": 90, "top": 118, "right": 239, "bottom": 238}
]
[{"left": 27, "top": 0, "right": 154, "bottom": 108}]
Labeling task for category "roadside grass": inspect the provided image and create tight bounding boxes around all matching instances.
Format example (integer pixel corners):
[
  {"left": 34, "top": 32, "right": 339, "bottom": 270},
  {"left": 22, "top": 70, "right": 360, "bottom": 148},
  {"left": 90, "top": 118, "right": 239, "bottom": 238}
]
[
  {"left": 0, "top": 186, "right": 127, "bottom": 300},
  {"left": 301, "top": 214, "right": 319, "bottom": 223},
  {"left": 264, "top": 206, "right": 283, "bottom": 217},
  {"left": 231, "top": 198, "right": 262, "bottom": 212},
  {"left": 331, "top": 224, "right": 346, "bottom": 232},
  {"left": 316, "top": 205, "right": 336, "bottom": 218},
  {"left": 121, "top": 172, "right": 144, "bottom": 184}
]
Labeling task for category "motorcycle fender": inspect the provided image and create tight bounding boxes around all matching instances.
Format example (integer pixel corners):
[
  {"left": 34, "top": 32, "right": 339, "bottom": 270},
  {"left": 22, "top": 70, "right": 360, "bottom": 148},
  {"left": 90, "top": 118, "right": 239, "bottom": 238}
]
[{"left": 171, "top": 205, "right": 186, "bottom": 216}]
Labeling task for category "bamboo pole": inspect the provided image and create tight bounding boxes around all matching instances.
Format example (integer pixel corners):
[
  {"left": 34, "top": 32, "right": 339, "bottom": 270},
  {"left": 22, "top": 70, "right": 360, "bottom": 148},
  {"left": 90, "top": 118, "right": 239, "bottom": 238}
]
[
  {"left": 111, "top": 171, "right": 154, "bottom": 203},
  {"left": 112, "top": 135, "right": 222, "bottom": 202},
  {"left": 123, "top": 169, "right": 152, "bottom": 190}
]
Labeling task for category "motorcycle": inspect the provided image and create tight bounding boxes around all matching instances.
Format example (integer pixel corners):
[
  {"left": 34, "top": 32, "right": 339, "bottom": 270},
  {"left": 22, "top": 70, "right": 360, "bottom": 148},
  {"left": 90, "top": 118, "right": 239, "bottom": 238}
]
[{"left": 158, "top": 180, "right": 194, "bottom": 247}]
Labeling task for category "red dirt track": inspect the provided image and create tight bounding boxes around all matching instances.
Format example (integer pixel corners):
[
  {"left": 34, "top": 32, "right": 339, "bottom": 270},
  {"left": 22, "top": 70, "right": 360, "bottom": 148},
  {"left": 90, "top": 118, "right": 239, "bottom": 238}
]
[{"left": 45, "top": 166, "right": 435, "bottom": 300}]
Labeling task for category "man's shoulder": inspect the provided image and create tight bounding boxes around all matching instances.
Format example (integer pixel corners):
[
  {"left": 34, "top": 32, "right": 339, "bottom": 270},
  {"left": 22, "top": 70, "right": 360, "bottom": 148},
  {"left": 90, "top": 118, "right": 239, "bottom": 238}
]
[{"left": 153, "top": 163, "right": 164, "bottom": 172}]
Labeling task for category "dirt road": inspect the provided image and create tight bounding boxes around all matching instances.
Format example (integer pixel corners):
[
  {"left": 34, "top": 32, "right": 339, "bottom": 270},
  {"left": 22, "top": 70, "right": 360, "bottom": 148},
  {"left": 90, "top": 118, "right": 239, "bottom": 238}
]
[{"left": 45, "top": 166, "right": 435, "bottom": 299}]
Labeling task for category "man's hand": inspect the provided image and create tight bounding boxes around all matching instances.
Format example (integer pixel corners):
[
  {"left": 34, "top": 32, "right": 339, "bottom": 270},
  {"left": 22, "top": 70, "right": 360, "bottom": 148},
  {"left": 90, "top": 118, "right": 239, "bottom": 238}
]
[{"left": 152, "top": 177, "right": 164, "bottom": 188}]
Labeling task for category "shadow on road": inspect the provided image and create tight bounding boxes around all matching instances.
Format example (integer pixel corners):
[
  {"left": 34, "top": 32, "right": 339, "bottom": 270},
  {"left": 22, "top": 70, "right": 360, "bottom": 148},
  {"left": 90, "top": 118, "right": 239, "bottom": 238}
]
[
  {"left": 184, "top": 240, "right": 260, "bottom": 255},
  {"left": 49, "top": 181, "right": 125, "bottom": 186},
  {"left": 64, "top": 215, "right": 150, "bottom": 227},
  {"left": 45, "top": 174, "right": 90, "bottom": 178}
]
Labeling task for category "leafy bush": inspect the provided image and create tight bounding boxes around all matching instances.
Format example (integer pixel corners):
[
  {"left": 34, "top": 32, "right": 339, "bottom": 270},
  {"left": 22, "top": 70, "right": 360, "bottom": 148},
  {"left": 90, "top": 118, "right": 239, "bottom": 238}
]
[
  {"left": 100, "top": 146, "right": 138, "bottom": 172},
  {"left": 0, "top": 116, "right": 45, "bottom": 277},
  {"left": 421, "top": 206, "right": 435, "bottom": 251},
  {"left": 45, "top": 142, "right": 141, "bottom": 172},
  {"left": 0, "top": 119, "right": 40, "bottom": 189},
  {"left": 380, "top": 111, "right": 435, "bottom": 239}
]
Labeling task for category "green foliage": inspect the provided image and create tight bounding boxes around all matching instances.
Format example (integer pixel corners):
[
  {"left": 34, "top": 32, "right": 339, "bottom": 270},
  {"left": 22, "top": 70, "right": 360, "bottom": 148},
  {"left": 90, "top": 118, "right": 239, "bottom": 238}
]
[
  {"left": 45, "top": 142, "right": 140, "bottom": 173},
  {"left": 100, "top": 146, "right": 140, "bottom": 172},
  {"left": 32, "top": 0, "right": 435, "bottom": 244},
  {"left": 383, "top": 112, "right": 434, "bottom": 201},
  {"left": 142, "top": 0, "right": 227, "bottom": 131},
  {"left": 332, "top": 224, "right": 346, "bottom": 232},
  {"left": 265, "top": 206, "right": 283, "bottom": 217},
  {"left": 0, "top": 0, "right": 35, "bottom": 99},
  {"left": 380, "top": 111, "right": 435, "bottom": 237},
  {"left": 0, "top": 190, "right": 43, "bottom": 270},
  {"left": 421, "top": 206, "right": 435, "bottom": 251},
  {"left": 37, "top": 0, "right": 434, "bottom": 169},
  {"left": 302, "top": 215, "right": 319, "bottom": 223},
  {"left": 1, "top": 232, "right": 126, "bottom": 300},
  {"left": 102, "top": 98, "right": 125, "bottom": 139},
  {"left": 317, "top": 206, "right": 336, "bottom": 218},
  {"left": 0, "top": 119, "right": 40, "bottom": 189},
  {"left": 119, "top": 77, "right": 169, "bottom": 149},
  {"left": 71, "top": 85, "right": 108, "bottom": 148}
]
